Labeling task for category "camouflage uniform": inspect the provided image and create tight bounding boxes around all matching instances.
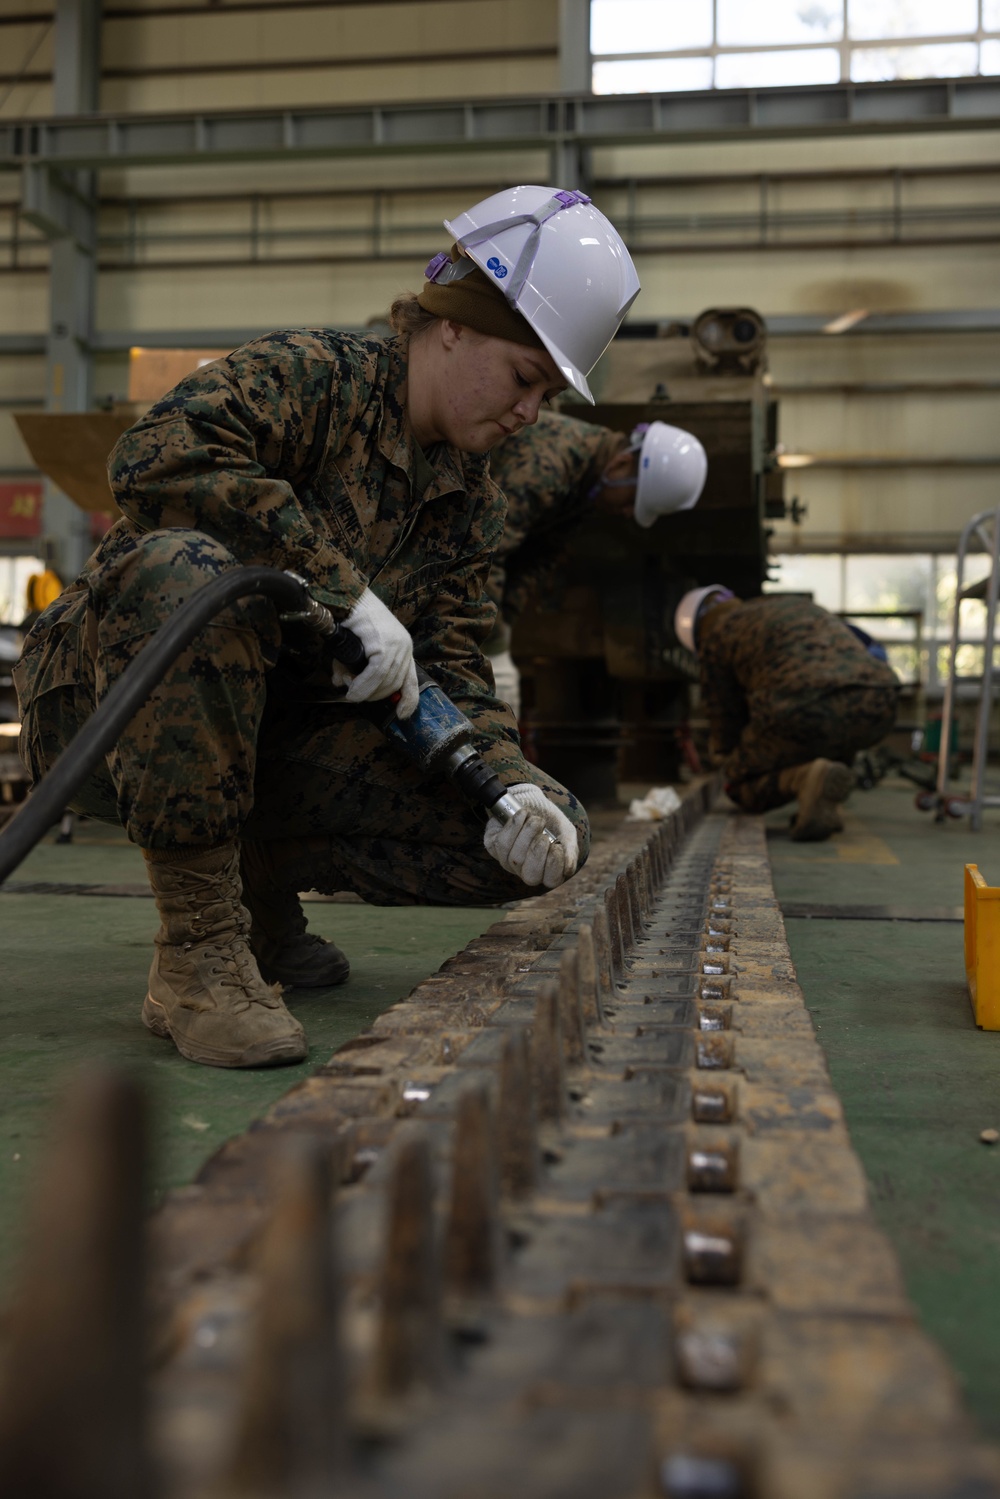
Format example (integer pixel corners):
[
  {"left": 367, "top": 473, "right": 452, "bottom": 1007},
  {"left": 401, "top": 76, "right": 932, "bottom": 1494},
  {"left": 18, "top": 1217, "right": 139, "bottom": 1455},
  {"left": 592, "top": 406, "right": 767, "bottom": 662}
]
[
  {"left": 487, "top": 410, "right": 626, "bottom": 622},
  {"left": 14, "top": 330, "right": 589, "bottom": 905},
  {"left": 697, "top": 595, "right": 899, "bottom": 813}
]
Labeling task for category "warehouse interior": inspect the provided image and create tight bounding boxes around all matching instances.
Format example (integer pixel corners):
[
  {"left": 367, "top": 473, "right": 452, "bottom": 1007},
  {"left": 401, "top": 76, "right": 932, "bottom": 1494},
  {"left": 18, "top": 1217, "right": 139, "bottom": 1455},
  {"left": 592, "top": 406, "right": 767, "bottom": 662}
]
[{"left": 2, "top": 2, "right": 1000, "bottom": 1496}]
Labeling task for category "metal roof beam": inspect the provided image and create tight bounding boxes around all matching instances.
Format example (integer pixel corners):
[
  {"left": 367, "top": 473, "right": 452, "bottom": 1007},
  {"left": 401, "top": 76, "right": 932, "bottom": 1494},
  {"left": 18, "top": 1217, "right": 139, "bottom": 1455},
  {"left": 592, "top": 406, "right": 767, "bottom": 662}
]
[{"left": 2, "top": 78, "right": 1000, "bottom": 171}]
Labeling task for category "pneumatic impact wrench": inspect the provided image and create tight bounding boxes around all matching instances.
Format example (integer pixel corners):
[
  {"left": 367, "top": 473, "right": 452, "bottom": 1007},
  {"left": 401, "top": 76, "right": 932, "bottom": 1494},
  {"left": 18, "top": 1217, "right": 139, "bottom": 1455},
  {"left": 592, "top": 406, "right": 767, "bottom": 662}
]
[{"left": 282, "top": 574, "right": 559, "bottom": 850}]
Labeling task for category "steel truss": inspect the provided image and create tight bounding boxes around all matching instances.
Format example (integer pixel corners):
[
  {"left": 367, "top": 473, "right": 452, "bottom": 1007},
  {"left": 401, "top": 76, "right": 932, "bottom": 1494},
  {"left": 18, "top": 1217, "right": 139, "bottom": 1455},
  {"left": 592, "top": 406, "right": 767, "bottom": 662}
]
[{"left": 3, "top": 77, "right": 1000, "bottom": 174}]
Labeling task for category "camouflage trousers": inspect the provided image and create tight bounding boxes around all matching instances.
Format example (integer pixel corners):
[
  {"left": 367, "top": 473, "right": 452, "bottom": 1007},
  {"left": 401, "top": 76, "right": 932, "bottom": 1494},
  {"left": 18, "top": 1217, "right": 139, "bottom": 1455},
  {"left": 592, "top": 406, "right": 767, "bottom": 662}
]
[
  {"left": 17, "top": 530, "right": 589, "bottom": 905},
  {"left": 723, "top": 684, "right": 898, "bottom": 814}
]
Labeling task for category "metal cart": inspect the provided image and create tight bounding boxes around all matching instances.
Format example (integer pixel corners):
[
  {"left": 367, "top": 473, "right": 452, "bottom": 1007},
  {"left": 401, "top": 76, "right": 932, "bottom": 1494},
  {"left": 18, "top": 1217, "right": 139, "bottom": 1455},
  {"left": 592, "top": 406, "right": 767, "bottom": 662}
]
[{"left": 931, "top": 505, "right": 1000, "bottom": 828}]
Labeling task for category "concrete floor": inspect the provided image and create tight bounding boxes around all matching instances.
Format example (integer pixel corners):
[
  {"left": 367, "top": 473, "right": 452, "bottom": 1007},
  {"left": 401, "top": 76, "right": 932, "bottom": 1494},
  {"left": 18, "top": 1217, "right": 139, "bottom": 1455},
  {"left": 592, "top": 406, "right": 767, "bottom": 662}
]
[{"left": 767, "top": 779, "right": 1000, "bottom": 1442}]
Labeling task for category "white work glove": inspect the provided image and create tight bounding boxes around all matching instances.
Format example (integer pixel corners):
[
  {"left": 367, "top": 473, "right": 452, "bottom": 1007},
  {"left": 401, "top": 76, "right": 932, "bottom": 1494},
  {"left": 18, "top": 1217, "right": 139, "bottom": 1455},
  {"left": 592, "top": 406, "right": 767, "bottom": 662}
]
[
  {"left": 332, "top": 588, "right": 420, "bottom": 719},
  {"left": 483, "top": 782, "right": 579, "bottom": 890}
]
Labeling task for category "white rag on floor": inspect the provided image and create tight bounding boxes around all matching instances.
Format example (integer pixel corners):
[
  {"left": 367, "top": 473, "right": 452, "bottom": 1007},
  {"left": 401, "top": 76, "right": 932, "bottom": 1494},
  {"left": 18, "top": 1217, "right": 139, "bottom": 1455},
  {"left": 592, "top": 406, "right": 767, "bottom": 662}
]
[{"left": 627, "top": 785, "right": 683, "bottom": 821}]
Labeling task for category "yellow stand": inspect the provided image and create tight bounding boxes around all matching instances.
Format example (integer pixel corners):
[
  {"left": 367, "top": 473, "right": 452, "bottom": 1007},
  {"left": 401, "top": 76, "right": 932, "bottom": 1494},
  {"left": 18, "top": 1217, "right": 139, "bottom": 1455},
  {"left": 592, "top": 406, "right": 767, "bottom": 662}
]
[{"left": 964, "top": 865, "right": 1000, "bottom": 1030}]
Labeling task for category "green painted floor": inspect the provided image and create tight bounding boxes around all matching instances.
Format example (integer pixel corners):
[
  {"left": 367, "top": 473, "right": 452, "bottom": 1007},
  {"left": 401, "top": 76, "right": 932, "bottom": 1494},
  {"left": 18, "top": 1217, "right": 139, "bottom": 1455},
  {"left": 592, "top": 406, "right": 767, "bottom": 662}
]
[
  {"left": 0, "top": 824, "right": 497, "bottom": 1290},
  {"left": 767, "top": 780, "right": 1000, "bottom": 1442}
]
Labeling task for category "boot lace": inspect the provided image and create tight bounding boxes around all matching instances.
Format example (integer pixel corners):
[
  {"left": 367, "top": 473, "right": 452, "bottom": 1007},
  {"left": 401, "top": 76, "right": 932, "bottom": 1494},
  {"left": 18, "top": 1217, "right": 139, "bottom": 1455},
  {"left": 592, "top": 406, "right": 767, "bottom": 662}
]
[
  {"left": 162, "top": 864, "right": 281, "bottom": 1010},
  {"left": 199, "top": 939, "right": 280, "bottom": 1010}
]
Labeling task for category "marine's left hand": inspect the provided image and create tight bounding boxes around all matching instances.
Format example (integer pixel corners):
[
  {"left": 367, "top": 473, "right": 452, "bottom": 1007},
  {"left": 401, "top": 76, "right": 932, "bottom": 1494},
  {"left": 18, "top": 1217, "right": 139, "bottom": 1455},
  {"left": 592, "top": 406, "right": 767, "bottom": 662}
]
[{"left": 483, "top": 782, "right": 579, "bottom": 889}]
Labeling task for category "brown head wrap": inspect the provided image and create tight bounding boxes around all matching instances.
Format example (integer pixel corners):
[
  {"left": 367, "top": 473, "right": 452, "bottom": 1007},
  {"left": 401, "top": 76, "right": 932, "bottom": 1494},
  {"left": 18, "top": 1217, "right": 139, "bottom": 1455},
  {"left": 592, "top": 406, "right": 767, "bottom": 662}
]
[{"left": 417, "top": 245, "right": 546, "bottom": 350}]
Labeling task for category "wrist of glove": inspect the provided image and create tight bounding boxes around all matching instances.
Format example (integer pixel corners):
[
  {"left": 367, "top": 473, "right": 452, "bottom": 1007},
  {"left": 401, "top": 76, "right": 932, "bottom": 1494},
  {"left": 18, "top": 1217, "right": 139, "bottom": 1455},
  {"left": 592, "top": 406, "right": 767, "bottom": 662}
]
[
  {"left": 483, "top": 782, "right": 579, "bottom": 890},
  {"left": 331, "top": 588, "right": 419, "bottom": 719}
]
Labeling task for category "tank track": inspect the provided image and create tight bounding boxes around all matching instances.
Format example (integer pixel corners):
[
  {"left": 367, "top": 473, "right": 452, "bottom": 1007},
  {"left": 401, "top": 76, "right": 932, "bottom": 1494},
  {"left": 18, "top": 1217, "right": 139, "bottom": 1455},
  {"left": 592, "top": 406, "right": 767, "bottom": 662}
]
[{"left": 1, "top": 784, "right": 997, "bottom": 1498}]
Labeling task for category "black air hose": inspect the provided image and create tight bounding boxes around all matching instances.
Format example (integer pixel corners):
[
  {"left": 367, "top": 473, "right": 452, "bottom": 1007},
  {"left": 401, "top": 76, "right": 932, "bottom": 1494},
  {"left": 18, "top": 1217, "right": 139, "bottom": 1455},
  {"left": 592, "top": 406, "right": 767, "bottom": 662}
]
[{"left": 0, "top": 567, "right": 352, "bottom": 888}]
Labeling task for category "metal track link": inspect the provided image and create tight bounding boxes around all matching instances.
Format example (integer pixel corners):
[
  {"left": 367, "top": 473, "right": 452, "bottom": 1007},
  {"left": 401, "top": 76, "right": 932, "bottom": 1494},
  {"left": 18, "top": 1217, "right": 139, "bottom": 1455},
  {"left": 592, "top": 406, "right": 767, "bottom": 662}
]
[{"left": 1, "top": 784, "right": 998, "bottom": 1499}]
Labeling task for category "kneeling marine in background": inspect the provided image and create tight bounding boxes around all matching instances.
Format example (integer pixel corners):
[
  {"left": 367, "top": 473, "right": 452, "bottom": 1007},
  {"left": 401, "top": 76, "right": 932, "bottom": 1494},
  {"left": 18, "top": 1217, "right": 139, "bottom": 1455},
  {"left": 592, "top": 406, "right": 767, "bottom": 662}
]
[{"left": 675, "top": 587, "right": 899, "bottom": 841}]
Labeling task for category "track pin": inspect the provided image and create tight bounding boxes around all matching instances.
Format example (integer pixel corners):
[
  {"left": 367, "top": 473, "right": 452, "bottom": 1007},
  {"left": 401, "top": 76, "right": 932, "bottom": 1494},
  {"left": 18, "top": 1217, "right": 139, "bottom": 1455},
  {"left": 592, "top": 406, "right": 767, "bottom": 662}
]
[
  {"left": 497, "top": 1029, "right": 539, "bottom": 1200},
  {"left": 691, "top": 1085, "right": 736, "bottom": 1124},
  {"left": 649, "top": 832, "right": 665, "bottom": 888},
  {"left": 696, "top": 1034, "right": 735, "bottom": 1070},
  {"left": 225, "top": 1139, "right": 344, "bottom": 1492},
  {"left": 558, "top": 947, "right": 586, "bottom": 1064},
  {"left": 641, "top": 846, "right": 655, "bottom": 915},
  {"left": 374, "top": 1129, "right": 444, "bottom": 1398},
  {"left": 591, "top": 906, "right": 615, "bottom": 1010},
  {"left": 699, "top": 975, "right": 731, "bottom": 1003},
  {"left": 0, "top": 1069, "right": 149, "bottom": 1499},
  {"left": 686, "top": 1138, "right": 739, "bottom": 1192},
  {"left": 577, "top": 923, "right": 605, "bottom": 1027},
  {"left": 531, "top": 980, "right": 566, "bottom": 1121},
  {"left": 445, "top": 1080, "right": 500, "bottom": 1297},
  {"left": 625, "top": 859, "right": 644, "bottom": 934},
  {"left": 615, "top": 873, "right": 636, "bottom": 953},
  {"left": 682, "top": 1218, "right": 744, "bottom": 1286},
  {"left": 604, "top": 886, "right": 625, "bottom": 983},
  {"left": 660, "top": 1453, "right": 746, "bottom": 1499},
  {"left": 674, "top": 1304, "right": 756, "bottom": 1393}
]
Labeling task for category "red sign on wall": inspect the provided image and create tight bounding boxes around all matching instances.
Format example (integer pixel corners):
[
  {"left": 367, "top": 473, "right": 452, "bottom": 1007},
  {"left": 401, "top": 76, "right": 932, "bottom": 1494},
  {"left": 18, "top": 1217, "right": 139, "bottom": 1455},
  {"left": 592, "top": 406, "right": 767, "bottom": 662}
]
[{"left": 0, "top": 481, "right": 43, "bottom": 539}]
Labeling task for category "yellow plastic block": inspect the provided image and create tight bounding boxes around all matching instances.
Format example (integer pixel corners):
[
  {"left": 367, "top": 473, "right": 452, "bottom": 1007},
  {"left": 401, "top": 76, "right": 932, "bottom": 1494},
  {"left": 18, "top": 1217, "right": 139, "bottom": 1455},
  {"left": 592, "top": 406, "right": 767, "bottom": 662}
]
[{"left": 964, "top": 865, "right": 1000, "bottom": 1030}]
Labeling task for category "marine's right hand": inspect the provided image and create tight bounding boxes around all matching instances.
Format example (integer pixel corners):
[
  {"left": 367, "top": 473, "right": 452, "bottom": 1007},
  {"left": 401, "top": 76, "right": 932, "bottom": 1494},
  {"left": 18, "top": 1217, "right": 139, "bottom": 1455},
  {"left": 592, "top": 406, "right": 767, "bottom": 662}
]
[{"left": 331, "top": 588, "right": 420, "bottom": 718}]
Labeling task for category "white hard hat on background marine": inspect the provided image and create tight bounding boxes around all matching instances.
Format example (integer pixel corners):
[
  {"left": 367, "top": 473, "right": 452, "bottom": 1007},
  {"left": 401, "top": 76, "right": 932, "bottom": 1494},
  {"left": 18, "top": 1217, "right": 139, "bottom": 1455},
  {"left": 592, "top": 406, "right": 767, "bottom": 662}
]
[
  {"left": 674, "top": 585, "right": 735, "bottom": 654},
  {"left": 631, "top": 422, "right": 708, "bottom": 527},
  {"left": 429, "top": 184, "right": 640, "bottom": 403}
]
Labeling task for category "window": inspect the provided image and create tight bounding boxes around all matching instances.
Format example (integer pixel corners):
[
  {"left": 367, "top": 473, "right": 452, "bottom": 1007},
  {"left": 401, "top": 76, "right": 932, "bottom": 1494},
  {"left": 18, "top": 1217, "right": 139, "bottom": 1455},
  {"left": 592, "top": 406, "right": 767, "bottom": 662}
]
[
  {"left": 591, "top": 0, "right": 713, "bottom": 54},
  {"left": 851, "top": 41, "right": 979, "bottom": 81},
  {"left": 846, "top": 0, "right": 977, "bottom": 40},
  {"left": 593, "top": 56, "right": 714, "bottom": 93},
  {"left": 590, "top": 0, "right": 1000, "bottom": 92},
  {"left": 764, "top": 553, "right": 1000, "bottom": 693},
  {"left": 715, "top": 47, "right": 840, "bottom": 87},
  {"left": 718, "top": 0, "right": 843, "bottom": 47}
]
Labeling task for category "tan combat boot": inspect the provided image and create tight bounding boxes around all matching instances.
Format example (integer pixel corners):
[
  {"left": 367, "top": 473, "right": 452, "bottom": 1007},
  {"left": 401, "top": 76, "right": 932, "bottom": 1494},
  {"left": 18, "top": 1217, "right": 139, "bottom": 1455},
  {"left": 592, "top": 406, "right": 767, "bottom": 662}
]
[
  {"left": 779, "top": 759, "right": 854, "bottom": 842},
  {"left": 142, "top": 844, "right": 308, "bottom": 1068},
  {"left": 240, "top": 839, "right": 350, "bottom": 989}
]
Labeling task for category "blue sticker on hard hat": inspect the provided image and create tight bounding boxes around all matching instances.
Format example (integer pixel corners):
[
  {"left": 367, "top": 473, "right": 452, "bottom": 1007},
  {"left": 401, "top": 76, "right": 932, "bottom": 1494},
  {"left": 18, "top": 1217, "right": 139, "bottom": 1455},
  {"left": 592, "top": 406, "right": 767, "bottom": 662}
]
[
  {"left": 643, "top": 456, "right": 650, "bottom": 468},
  {"left": 486, "top": 256, "right": 508, "bottom": 279}
]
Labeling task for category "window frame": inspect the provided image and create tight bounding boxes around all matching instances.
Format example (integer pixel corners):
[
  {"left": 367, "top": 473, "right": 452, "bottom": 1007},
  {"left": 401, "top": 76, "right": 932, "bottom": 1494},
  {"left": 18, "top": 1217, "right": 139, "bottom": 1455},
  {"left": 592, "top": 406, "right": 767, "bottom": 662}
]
[
  {"left": 763, "top": 551, "right": 1000, "bottom": 698},
  {"left": 590, "top": 0, "right": 1000, "bottom": 93}
]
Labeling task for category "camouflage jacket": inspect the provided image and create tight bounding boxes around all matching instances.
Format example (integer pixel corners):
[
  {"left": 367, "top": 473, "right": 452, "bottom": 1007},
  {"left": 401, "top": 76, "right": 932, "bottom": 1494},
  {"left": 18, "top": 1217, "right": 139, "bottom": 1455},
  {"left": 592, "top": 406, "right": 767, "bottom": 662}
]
[
  {"left": 488, "top": 410, "right": 626, "bottom": 621},
  {"left": 698, "top": 594, "right": 899, "bottom": 752},
  {"left": 27, "top": 329, "right": 531, "bottom": 781}
]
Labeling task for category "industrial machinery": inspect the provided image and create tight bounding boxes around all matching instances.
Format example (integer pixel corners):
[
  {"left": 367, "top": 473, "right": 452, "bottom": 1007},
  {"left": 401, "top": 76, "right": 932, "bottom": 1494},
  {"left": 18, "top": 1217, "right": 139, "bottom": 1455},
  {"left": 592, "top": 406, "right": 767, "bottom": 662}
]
[{"left": 512, "top": 310, "right": 782, "bottom": 799}]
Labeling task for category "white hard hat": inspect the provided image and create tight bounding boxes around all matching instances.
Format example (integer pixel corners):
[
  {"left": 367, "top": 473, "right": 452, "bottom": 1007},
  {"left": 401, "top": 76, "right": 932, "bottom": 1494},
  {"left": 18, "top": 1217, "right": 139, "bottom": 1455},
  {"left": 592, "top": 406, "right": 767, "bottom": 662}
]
[
  {"left": 632, "top": 422, "right": 708, "bottom": 527},
  {"left": 674, "top": 586, "right": 733, "bottom": 654},
  {"left": 439, "top": 185, "right": 640, "bottom": 404}
]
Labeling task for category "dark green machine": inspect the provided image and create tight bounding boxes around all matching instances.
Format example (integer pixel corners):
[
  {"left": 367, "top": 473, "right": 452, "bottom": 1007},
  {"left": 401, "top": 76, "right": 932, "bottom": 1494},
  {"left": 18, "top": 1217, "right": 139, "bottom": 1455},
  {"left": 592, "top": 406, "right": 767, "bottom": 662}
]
[{"left": 511, "top": 310, "right": 783, "bottom": 798}]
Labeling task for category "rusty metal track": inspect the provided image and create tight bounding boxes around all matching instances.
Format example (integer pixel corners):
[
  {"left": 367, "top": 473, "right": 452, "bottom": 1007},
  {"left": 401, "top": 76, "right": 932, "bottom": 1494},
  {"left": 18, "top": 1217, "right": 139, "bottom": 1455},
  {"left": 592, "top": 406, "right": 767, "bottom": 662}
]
[{"left": 2, "top": 784, "right": 999, "bottom": 1499}]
